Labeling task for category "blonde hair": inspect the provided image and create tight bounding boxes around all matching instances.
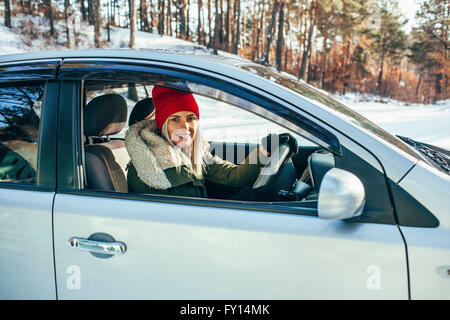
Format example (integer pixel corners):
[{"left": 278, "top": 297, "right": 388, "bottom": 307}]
[{"left": 161, "top": 119, "right": 206, "bottom": 178}]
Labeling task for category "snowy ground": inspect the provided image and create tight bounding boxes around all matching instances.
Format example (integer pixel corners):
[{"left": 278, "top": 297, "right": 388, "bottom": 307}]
[
  {"left": 336, "top": 94, "right": 450, "bottom": 150},
  {"left": 1, "top": 14, "right": 449, "bottom": 150}
]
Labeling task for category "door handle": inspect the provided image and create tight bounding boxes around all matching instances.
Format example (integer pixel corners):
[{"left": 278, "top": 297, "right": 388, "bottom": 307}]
[{"left": 68, "top": 237, "right": 126, "bottom": 255}]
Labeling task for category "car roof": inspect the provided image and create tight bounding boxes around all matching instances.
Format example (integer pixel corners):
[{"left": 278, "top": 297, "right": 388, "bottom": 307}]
[{"left": 0, "top": 48, "right": 253, "bottom": 69}]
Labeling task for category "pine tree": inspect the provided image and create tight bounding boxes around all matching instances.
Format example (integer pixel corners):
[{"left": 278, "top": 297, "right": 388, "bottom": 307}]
[
  {"left": 4, "top": 0, "right": 12, "bottom": 28},
  {"left": 367, "top": 0, "right": 407, "bottom": 95},
  {"left": 411, "top": 0, "right": 449, "bottom": 101},
  {"left": 93, "top": 0, "right": 102, "bottom": 47},
  {"left": 129, "top": 0, "right": 136, "bottom": 48}
]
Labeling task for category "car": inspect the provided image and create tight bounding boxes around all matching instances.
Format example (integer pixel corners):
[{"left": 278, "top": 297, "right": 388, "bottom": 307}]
[{"left": 0, "top": 49, "right": 448, "bottom": 300}]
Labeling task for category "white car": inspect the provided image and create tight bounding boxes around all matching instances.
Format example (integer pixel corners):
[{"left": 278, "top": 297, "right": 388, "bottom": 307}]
[{"left": 0, "top": 49, "right": 449, "bottom": 299}]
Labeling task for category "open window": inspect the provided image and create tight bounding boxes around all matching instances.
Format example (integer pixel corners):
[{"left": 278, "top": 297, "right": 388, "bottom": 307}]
[
  {"left": 79, "top": 76, "right": 339, "bottom": 208},
  {"left": 0, "top": 81, "right": 46, "bottom": 186},
  {"left": 71, "top": 62, "right": 395, "bottom": 225}
]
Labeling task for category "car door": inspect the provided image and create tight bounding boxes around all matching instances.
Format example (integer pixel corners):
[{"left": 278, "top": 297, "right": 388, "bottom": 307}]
[
  {"left": 0, "top": 60, "right": 59, "bottom": 299},
  {"left": 52, "top": 59, "right": 408, "bottom": 299}
]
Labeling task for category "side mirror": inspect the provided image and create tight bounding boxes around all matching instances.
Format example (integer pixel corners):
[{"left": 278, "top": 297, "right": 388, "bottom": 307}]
[{"left": 318, "top": 168, "right": 365, "bottom": 220}]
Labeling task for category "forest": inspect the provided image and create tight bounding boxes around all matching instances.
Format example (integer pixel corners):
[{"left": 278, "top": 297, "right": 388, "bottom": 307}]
[{"left": 2, "top": 0, "right": 449, "bottom": 104}]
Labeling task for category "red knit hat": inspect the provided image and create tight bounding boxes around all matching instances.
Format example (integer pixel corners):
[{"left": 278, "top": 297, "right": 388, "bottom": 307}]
[{"left": 152, "top": 86, "right": 200, "bottom": 131}]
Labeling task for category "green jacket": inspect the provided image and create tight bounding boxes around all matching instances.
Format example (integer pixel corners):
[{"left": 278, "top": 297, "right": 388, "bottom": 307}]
[{"left": 125, "top": 119, "right": 265, "bottom": 198}]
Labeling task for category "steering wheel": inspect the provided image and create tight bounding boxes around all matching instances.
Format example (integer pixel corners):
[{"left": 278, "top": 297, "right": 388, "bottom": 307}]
[{"left": 252, "top": 142, "right": 292, "bottom": 192}]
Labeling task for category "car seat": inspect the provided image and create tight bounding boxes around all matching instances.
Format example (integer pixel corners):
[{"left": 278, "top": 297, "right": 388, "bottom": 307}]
[
  {"left": 304, "top": 150, "right": 335, "bottom": 200},
  {"left": 84, "top": 94, "right": 129, "bottom": 192},
  {"left": 128, "top": 97, "right": 155, "bottom": 127}
]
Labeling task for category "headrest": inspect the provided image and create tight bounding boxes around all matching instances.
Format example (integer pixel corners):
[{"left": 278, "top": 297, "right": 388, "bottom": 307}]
[
  {"left": 84, "top": 94, "right": 127, "bottom": 136},
  {"left": 129, "top": 98, "right": 155, "bottom": 127}
]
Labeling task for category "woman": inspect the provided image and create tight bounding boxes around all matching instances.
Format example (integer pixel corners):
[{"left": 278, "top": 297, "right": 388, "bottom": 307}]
[{"left": 125, "top": 86, "right": 295, "bottom": 198}]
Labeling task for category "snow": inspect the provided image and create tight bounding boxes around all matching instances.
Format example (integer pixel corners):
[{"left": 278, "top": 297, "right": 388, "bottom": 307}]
[
  {"left": 335, "top": 93, "right": 450, "bottom": 150},
  {"left": 1, "top": 13, "right": 449, "bottom": 150}
]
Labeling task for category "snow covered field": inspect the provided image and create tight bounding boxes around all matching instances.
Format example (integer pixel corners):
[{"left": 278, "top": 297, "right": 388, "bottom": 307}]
[
  {"left": 336, "top": 94, "right": 450, "bottom": 150},
  {"left": 1, "top": 16, "right": 449, "bottom": 150}
]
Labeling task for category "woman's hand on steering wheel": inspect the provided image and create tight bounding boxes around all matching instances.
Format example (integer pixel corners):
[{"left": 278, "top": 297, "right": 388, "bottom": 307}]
[
  {"left": 252, "top": 132, "right": 298, "bottom": 191},
  {"left": 261, "top": 132, "right": 298, "bottom": 158}
]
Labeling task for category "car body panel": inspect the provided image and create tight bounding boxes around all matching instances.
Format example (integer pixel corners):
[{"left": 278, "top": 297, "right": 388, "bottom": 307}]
[
  {"left": 0, "top": 189, "right": 56, "bottom": 299},
  {"left": 0, "top": 64, "right": 58, "bottom": 299},
  {"left": 399, "top": 161, "right": 450, "bottom": 299},
  {"left": 0, "top": 59, "right": 61, "bottom": 82},
  {"left": 53, "top": 193, "right": 408, "bottom": 299}
]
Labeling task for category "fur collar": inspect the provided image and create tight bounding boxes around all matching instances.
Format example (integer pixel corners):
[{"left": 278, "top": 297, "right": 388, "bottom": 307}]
[{"left": 125, "top": 119, "right": 210, "bottom": 190}]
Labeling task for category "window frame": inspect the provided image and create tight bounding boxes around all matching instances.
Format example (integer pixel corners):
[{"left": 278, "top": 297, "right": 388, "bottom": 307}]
[
  {"left": 0, "top": 60, "right": 60, "bottom": 191},
  {"left": 58, "top": 58, "right": 398, "bottom": 224}
]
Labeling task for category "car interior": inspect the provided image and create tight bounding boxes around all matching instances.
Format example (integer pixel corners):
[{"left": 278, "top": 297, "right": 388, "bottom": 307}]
[
  {"left": 81, "top": 80, "right": 336, "bottom": 204},
  {"left": 0, "top": 82, "right": 44, "bottom": 185}
]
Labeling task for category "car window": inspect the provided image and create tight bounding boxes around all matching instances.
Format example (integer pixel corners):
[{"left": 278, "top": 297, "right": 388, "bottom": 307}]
[
  {"left": 0, "top": 81, "right": 45, "bottom": 185},
  {"left": 85, "top": 82, "right": 152, "bottom": 139},
  {"left": 80, "top": 79, "right": 317, "bottom": 201},
  {"left": 197, "top": 94, "right": 316, "bottom": 146},
  {"left": 240, "top": 64, "right": 422, "bottom": 160}
]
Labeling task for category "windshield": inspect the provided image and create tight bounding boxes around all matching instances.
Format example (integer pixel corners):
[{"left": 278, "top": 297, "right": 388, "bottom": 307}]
[{"left": 240, "top": 64, "right": 422, "bottom": 161}]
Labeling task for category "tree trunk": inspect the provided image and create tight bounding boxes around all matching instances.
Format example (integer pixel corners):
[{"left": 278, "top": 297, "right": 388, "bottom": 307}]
[
  {"left": 186, "top": 0, "right": 190, "bottom": 39},
  {"left": 435, "top": 73, "right": 442, "bottom": 102},
  {"left": 319, "top": 17, "right": 329, "bottom": 88},
  {"left": 149, "top": 0, "right": 154, "bottom": 33},
  {"left": 218, "top": 0, "right": 224, "bottom": 49},
  {"left": 46, "top": 0, "right": 55, "bottom": 35},
  {"left": 80, "top": 0, "right": 87, "bottom": 21},
  {"left": 213, "top": 0, "right": 220, "bottom": 54},
  {"left": 128, "top": 83, "right": 138, "bottom": 102},
  {"left": 65, "top": 0, "right": 71, "bottom": 48},
  {"left": 297, "top": 0, "right": 305, "bottom": 71},
  {"left": 275, "top": 2, "right": 285, "bottom": 71},
  {"left": 87, "top": 0, "right": 95, "bottom": 25},
  {"left": 4, "top": 0, "right": 11, "bottom": 28},
  {"left": 198, "top": 0, "right": 203, "bottom": 44},
  {"left": 178, "top": 0, "right": 187, "bottom": 39},
  {"left": 140, "top": 0, "right": 150, "bottom": 32},
  {"left": 208, "top": 0, "right": 212, "bottom": 47},
  {"left": 415, "top": 74, "right": 422, "bottom": 96},
  {"left": 225, "top": 0, "right": 230, "bottom": 51},
  {"left": 233, "top": 0, "right": 241, "bottom": 54},
  {"left": 107, "top": 0, "right": 111, "bottom": 41},
  {"left": 443, "top": 39, "right": 448, "bottom": 99},
  {"left": 129, "top": 0, "right": 136, "bottom": 48},
  {"left": 242, "top": 2, "right": 247, "bottom": 49},
  {"left": 93, "top": 0, "right": 102, "bottom": 48},
  {"left": 25, "top": 0, "right": 33, "bottom": 14},
  {"left": 263, "top": 0, "right": 280, "bottom": 66},
  {"left": 298, "top": 0, "right": 316, "bottom": 80},
  {"left": 167, "top": 0, "right": 172, "bottom": 36},
  {"left": 252, "top": 0, "right": 264, "bottom": 61},
  {"left": 341, "top": 40, "right": 351, "bottom": 94},
  {"left": 158, "top": 0, "right": 165, "bottom": 35},
  {"left": 377, "top": 52, "right": 385, "bottom": 94}
]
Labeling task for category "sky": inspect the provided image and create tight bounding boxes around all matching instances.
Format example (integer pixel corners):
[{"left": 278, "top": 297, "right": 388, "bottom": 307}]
[{"left": 397, "top": 0, "right": 420, "bottom": 32}]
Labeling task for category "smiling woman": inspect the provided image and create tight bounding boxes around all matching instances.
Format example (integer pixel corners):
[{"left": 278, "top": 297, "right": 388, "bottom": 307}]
[{"left": 125, "top": 85, "right": 270, "bottom": 199}]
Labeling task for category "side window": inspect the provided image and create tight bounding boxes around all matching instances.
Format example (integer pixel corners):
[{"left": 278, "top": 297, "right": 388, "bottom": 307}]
[
  {"left": 197, "top": 94, "right": 316, "bottom": 146},
  {"left": 75, "top": 70, "right": 394, "bottom": 224},
  {"left": 80, "top": 77, "right": 324, "bottom": 205},
  {"left": 85, "top": 82, "right": 153, "bottom": 139},
  {"left": 82, "top": 81, "right": 154, "bottom": 193},
  {"left": 0, "top": 82, "right": 45, "bottom": 185}
]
